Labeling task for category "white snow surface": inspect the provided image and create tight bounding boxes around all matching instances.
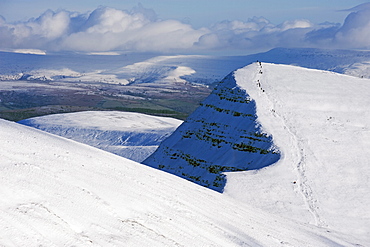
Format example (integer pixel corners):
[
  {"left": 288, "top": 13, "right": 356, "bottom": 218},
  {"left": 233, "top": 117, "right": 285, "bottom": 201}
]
[
  {"left": 0, "top": 118, "right": 360, "bottom": 246},
  {"left": 224, "top": 62, "right": 370, "bottom": 243},
  {"left": 18, "top": 111, "right": 182, "bottom": 162}
]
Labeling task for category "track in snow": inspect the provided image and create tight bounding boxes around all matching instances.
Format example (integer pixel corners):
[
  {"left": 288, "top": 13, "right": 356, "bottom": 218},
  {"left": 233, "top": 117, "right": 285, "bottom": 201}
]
[{"left": 252, "top": 62, "right": 326, "bottom": 227}]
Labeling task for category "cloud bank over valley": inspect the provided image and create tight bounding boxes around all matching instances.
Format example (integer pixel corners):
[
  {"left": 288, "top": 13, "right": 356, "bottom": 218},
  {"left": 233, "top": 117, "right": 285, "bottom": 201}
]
[{"left": 1, "top": 3, "right": 370, "bottom": 54}]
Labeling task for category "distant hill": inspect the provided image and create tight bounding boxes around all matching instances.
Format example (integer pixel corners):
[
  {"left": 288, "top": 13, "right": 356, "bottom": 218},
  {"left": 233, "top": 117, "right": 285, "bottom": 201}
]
[
  {"left": 2, "top": 48, "right": 370, "bottom": 85},
  {"left": 19, "top": 111, "right": 182, "bottom": 162}
]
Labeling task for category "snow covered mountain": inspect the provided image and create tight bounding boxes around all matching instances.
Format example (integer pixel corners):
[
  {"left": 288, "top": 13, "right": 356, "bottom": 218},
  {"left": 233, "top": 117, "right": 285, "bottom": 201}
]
[
  {"left": 18, "top": 111, "right": 182, "bottom": 162},
  {"left": 143, "top": 71, "right": 281, "bottom": 191},
  {"left": 0, "top": 51, "right": 249, "bottom": 85},
  {"left": 144, "top": 62, "right": 370, "bottom": 243},
  {"left": 2, "top": 47, "right": 370, "bottom": 85},
  {"left": 1, "top": 118, "right": 359, "bottom": 246},
  {"left": 15, "top": 61, "right": 370, "bottom": 243},
  {"left": 3, "top": 46, "right": 370, "bottom": 244}
]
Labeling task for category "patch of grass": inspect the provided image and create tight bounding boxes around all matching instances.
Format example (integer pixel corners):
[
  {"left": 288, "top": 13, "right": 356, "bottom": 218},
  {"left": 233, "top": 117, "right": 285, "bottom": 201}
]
[
  {"left": 0, "top": 80, "right": 211, "bottom": 121},
  {"left": 0, "top": 105, "right": 98, "bottom": 122},
  {"left": 154, "top": 98, "right": 201, "bottom": 114}
]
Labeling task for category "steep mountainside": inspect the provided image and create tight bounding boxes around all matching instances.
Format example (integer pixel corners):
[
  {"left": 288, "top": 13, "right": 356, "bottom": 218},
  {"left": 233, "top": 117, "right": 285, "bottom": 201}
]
[{"left": 143, "top": 71, "right": 280, "bottom": 192}]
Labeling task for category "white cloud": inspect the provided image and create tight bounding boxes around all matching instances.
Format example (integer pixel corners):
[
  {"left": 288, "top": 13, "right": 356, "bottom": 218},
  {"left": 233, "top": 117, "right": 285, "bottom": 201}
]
[
  {"left": 60, "top": 9, "right": 208, "bottom": 52},
  {"left": 280, "top": 20, "right": 313, "bottom": 31},
  {"left": 83, "top": 7, "right": 147, "bottom": 34},
  {"left": 195, "top": 17, "right": 315, "bottom": 52},
  {"left": 0, "top": 6, "right": 208, "bottom": 53},
  {"left": 334, "top": 4, "right": 370, "bottom": 49},
  {"left": 1, "top": 4, "right": 370, "bottom": 54},
  {"left": 0, "top": 10, "right": 71, "bottom": 49}
]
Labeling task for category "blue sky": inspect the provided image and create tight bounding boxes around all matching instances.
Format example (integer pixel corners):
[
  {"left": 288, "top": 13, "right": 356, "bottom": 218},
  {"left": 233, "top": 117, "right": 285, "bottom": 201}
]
[
  {"left": 0, "top": 0, "right": 365, "bottom": 26},
  {"left": 0, "top": 0, "right": 369, "bottom": 54}
]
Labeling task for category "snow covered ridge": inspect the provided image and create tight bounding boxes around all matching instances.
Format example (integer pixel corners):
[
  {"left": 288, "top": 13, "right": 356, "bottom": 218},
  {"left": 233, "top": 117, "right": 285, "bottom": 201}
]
[
  {"left": 144, "top": 62, "right": 370, "bottom": 242},
  {"left": 143, "top": 71, "right": 281, "bottom": 192},
  {"left": 226, "top": 62, "right": 370, "bottom": 242},
  {"left": 1, "top": 118, "right": 359, "bottom": 246},
  {"left": 18, "top": 111, "right": 182, "bottom": 162}
]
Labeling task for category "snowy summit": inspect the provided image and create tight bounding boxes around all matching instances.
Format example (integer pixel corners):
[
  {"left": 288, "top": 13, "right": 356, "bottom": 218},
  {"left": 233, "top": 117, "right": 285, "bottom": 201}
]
[{"left": 145, "top": 62, "right": 370, "bottom": 243}]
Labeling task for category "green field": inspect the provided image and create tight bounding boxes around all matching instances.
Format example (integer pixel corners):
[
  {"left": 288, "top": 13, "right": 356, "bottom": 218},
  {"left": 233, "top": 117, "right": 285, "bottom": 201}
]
[{"left": 0, "top": 81, "right": 212, "bottom": 121}]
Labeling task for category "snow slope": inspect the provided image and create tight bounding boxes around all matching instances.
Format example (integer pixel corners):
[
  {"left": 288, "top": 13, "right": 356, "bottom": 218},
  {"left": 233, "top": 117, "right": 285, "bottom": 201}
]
[
  {"left": 144, "top": 62, "right": 370, "bottom": 243},
  {"left": 226, "top": 63, "right": 370, "bottom": 243},
  {"left": 0, "top": 118, "right": 358, "bottom": 246},
  {"left": 18, "top": 111, "right": 182, "bottom": 162}
]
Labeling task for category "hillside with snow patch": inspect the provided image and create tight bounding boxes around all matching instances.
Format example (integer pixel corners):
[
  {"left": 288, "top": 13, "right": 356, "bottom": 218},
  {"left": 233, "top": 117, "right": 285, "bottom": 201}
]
[
  {"left": 1, "top": 118, "right": 360, "bottom": 246},
  {"left": 19, "top": 111, "right": 182, "bottom": 162},
  {"left": 144, "top": 62, "right": 370, "bottom": 243}
]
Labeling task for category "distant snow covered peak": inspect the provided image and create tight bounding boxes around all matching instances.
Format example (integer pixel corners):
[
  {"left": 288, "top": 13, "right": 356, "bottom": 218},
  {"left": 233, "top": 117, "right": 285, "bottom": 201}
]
[
  {"left": 0, "top": 51, "right": 248, "bottom": 85},
  {"left": 4, "top": 48, "right": 370, "bottom": 86},
  {"left": 112, "top": 55, "right": 198, "bottom": 84},
  {"left": 143, "top": 68, "right": 281, "bottom": 192}
]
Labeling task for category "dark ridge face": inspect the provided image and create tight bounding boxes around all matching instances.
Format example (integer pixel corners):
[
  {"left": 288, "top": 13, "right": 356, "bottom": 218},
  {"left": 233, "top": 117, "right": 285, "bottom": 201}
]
[{"left": 143, "top": 72, "right": 280, "bottom": 192}]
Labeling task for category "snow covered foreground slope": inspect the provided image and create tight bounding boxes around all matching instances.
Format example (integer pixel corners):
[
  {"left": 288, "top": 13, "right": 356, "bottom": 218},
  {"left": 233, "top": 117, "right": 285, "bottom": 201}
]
[
  {"left": 19, "top": 111, "right": 182, "bottom": 162},
  {"left": 0, "top": 119, "right": 358, "bottom": 246}
]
